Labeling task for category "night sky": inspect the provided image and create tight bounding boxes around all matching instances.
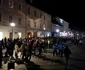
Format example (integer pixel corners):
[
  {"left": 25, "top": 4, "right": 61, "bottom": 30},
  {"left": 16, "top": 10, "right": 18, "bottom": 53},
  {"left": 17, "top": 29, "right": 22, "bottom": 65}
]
[{"left": 26, "top": 0, "right": 84, "bottom": 31}]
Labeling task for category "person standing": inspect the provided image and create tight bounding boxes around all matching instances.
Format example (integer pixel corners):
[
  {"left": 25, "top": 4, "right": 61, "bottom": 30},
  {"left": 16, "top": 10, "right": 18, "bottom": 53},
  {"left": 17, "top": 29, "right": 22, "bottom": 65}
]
[
  {"left": 20, "top": 42, "right": 26, "bottom": 60},
  {"left": 64, "top": 45, "right": 71, "bottom": 70},
  {"left": 52, "top": 43, "right": 58, "bottom": 56},
  {"left": 14, "top": 42, "right": 19, "bottom": 59},
  {"left": 59, "top": 42, "right": 64, "bottom": 57}
]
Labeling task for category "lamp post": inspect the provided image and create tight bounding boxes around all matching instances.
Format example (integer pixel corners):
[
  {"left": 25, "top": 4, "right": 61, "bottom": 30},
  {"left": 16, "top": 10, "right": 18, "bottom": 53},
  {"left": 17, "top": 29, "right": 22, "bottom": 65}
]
[{"left": 10, "top": 23, "right": 15, "bottom": 40}]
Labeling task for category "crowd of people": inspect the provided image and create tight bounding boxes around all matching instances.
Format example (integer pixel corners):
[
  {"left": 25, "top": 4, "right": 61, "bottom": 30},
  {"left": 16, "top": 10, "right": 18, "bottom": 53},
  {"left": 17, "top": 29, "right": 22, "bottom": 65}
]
[{"left": 0, "top": 37, "right": 72, "bottom": 69}]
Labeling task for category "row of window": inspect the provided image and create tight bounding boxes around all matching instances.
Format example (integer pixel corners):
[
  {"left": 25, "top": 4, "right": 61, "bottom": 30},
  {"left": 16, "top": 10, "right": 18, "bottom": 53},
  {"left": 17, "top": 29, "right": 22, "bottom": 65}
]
[
  {"left": 0, "top": 14, "right": 22, "bottom": 24},
  {"left": 28, "top": 7, "right": 46, "bottom": 20},
  {"left": 0, "top": 0, "right": 47, "bottom": 20},
  {"left": 0, "top": 13, "right": 46, "bottom": 29}
]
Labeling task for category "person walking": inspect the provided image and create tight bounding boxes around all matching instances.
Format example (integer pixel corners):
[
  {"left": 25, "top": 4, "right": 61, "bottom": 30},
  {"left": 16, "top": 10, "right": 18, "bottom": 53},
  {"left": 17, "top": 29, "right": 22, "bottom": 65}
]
[
  {"left": 14, "top": 42, "right": 19, "bottom": 59},
  {"left": 20, "top": 41, "right": 26, "bottom": 60},
  {"left": 59, "top": 42, "right": 65, "bottom": 57},
  {"left": 64, "top": 45, "right": 71, "bottom": 70},
  {"left": 52, "top": 43, "right": 58, "bottom": 56}
]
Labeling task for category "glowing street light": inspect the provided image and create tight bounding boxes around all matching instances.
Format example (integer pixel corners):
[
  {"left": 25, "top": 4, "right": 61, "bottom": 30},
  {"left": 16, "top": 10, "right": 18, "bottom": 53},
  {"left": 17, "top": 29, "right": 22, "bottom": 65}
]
[
  {"left": 10, "top": 23, "right": 15, "bottom": 27},
  {"left": 10, "top": 23, "right": 15, "bottom": 40},
  {"left": 56, "top": 29, "right": 60, "bottom": 32}
]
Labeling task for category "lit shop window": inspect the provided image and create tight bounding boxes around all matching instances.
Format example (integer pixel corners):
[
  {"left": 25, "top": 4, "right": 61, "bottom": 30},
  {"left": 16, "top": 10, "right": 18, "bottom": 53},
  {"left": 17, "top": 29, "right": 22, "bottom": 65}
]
[
  {"left": 0, "top": 32, "right": 3, "bottom": 40},
  {"left": 18, "top": 32, "right": 21, "bottom": 38}
]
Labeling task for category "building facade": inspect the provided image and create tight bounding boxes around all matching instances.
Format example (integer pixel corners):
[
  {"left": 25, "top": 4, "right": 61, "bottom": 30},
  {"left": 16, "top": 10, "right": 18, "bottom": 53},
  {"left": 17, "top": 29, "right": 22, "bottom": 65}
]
[
  {"left": 0, "top": 0, "right": 52, "bottom": 40},
  {"left": 52, "top": 17, "right": 71, "bottom": 37}
]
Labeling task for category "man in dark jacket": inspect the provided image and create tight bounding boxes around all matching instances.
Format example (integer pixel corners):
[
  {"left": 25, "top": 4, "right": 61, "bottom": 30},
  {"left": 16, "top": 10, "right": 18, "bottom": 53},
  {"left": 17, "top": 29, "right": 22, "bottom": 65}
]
[{"left": 64, "top": 45, "right": 71, "bottom": 70}]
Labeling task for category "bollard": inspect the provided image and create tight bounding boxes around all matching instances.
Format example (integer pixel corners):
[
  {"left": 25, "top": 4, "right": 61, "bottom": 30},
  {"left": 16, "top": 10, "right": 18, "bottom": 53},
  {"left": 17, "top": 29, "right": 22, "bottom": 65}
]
[{"left": 8, "top": 60, "right": 15, "bottom": 70}]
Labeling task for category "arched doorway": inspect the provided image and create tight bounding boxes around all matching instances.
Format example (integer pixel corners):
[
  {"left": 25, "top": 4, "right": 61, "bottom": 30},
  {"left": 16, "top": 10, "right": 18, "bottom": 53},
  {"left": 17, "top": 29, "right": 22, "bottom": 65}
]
[{"left": 27, "top": 32, "right": 32, "bottom": 38}]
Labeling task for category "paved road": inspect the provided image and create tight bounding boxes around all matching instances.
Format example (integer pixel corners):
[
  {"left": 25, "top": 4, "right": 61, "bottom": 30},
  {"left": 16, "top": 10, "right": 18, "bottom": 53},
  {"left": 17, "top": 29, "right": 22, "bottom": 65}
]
[
  {"left": 67, "top": 45, "right": 85, "bottom": 70},
  {"left": 0, "top": 44, "right": 85, "bottom": 70},
  {"left": 31, "top": 44, "right": 85, "bottom": 70}
]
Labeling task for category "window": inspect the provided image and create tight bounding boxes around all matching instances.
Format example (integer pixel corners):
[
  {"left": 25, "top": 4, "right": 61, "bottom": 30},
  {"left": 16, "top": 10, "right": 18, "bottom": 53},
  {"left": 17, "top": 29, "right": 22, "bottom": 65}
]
[
  {"left": 19, "top": 4, "right": 22, "bottom": 11},
  {"left": 34, "top": 11, "right": 36, "bottom": 17},
  {"left": 43, "top": 24, "right": 46, "bottom": 30},
  {"left": 18, "top": 18, "right": 22, "bottom": 24},
  {"left": 40, "top": 23, "right": 42, "bottom": 29},
  {"left": 0, "top": 13, "right": 2, "bottom": 22},
  {"left": 40, "top": 13, "right": 42, "bottom": 18},
  {"left": 18, "top": 32, "right": 21, "bottom": 38},
  {"left": 34, "top": 22, "right": 36, "bottom": 28},
  {"left": 28, "top": 20, "right": 30, "bottom": 27},
  {"left": 9, "top": 16, "right": 13, "bottom": 23},
  {"left": 9, "top": 0, "right": 14, "bottom": 8},
  {"left": 0, "top": 0, "right": 3, "bottom": 4},
  {"left": 0, "top": 0, "right": 1, "bottom": 4},
  {"left": 28, "top": 7, "right": 30, "bottom": 14}
]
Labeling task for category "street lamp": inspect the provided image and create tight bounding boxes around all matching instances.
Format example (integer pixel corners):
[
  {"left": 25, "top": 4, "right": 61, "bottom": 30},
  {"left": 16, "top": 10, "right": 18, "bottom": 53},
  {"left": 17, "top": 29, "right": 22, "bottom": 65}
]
[
  {"left": 10, "top": 23, "right": 15, "bottom": 40},
  {"left": 56, "top": 29, "right": 60, "bottom": 32}
]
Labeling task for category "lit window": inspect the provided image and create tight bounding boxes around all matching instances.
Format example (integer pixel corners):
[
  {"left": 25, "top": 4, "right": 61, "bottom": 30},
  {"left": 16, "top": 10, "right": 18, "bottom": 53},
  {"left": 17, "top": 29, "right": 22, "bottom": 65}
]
[
  {"left": 18, "top": 32, "right": 21, "bottom": 38},
  {"left": 0, "top": 32, "right": 3, "bottom": 40},
  {"left": 47, "top": 33, "right": 50, "bottom": 37}
]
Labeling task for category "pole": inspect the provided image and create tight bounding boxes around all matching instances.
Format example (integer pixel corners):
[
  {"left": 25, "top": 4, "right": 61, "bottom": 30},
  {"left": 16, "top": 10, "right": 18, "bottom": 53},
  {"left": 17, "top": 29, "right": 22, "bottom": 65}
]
[{"left": 12, "top": 27, "right": 13, "bottom": 40}]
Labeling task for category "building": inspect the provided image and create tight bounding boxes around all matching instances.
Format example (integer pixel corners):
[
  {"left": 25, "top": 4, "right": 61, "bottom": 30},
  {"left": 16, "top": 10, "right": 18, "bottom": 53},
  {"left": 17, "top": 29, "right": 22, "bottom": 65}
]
[
  {"left": 0, "top": 0, "right": 52, "bottom": 40},
  {"left": 56, "top": 17, "right": 69, "bottom": 32},
  {"left": 52, "top": 16, "right": 72, "bottom": 37}
]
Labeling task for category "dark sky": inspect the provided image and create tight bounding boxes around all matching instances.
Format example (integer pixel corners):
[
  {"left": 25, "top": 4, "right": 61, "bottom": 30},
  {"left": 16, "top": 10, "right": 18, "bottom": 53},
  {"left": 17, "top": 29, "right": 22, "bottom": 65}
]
[{"left": 26, "top": 0, "right": 84, "bottom": 31}]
